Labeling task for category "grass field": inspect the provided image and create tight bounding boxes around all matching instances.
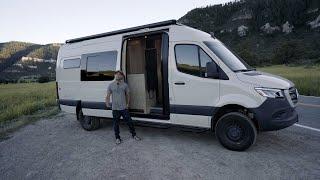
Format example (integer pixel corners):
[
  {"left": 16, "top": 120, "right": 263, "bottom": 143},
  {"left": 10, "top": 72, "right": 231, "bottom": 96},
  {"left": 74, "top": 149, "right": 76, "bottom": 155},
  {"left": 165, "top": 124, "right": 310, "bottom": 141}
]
[
  {"left": 258, "top": 65, "right": 320, "bottom": 96},
  {"left": 0, "top": 82, "right": 57, "bottom": 124}
]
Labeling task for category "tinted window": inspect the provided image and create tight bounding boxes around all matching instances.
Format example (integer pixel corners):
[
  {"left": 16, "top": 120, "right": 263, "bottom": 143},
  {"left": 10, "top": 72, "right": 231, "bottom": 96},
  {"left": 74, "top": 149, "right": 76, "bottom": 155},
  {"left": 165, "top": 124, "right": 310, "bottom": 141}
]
[
  {"left": 84, "top": 51, "right": 117, "bottom": 81},
  {"left": 204, "top": 40, "right": 251, "bottom": 72},
  {"left": 63, "top": 58, "right": 80, "bottom": 69},
  {"left": 175, "top": 45, "right": 200, "bottom": 76}
]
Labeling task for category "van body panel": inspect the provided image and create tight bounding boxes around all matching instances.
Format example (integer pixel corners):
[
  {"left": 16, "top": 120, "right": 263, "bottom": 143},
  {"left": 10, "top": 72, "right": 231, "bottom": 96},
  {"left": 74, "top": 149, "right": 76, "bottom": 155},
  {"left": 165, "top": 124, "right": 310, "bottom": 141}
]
[
  {"left": 169, "top": 25, "right": 212, "bottom": 42},
  {"left": 170, "top": 114, "right": 210, "bottom": 128},
  {"left": 236, "top": 71, "right": 294, "bottom": 89},
  {"left": 217, "top": 73, "right": 266, "bottom": 108},
  {"left": 82, "top": 108, "right": 113, "bottom": 117}
]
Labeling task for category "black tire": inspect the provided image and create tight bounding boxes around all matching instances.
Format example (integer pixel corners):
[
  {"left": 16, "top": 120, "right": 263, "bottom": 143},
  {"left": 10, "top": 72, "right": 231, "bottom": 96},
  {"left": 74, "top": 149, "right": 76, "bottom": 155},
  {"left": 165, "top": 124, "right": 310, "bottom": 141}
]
[
  {"left": 78, "top": 109, "right": 101, "bottom": 131},
  {"left": 215, "top": 112, "right": 257, "bottom": 151}
]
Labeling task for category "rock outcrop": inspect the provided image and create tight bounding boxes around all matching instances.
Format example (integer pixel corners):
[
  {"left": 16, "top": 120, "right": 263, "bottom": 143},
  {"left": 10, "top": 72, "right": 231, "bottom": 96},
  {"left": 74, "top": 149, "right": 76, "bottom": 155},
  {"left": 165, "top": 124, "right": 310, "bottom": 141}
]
[
  {"left": 260, "top": 23, "right": 280, "bottom": 34},
  {"left": 308, "top": 14, "right": 320, "bottom": 29},
  {"left": 238, "top": 25, "right": 248, "bottom": 37},
  {"left": 282, "top": 21, "right": 294, "bottom": 34},
  {"left": 232, "top": 13, "right": 252, "bottom": 21}
]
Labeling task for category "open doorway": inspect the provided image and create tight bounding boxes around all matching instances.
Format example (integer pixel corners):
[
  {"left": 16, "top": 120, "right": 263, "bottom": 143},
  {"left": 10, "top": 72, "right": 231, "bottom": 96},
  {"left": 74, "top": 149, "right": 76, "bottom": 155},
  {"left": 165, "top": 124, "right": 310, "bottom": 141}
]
[{"left": 122, "top": 33, "right": 166, "bottom": 117}]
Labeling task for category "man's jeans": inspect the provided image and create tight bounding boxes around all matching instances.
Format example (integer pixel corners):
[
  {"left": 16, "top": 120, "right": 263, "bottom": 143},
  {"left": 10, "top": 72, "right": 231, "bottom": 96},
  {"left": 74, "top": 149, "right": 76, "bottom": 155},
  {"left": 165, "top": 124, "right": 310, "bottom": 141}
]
[{"left": 112, "top": 109, "right": 136, "bottom": 139}]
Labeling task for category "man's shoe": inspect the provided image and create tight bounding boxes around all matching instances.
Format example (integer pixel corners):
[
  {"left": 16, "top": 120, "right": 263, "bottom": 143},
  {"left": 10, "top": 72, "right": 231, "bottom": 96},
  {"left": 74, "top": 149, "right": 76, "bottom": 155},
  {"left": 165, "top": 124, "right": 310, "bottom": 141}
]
[
  {"left": 133, "top": 136, "right": 141, "bottom": 141},
  {"left": 115, "top": 138, "right": 122, "bottom": 145}
]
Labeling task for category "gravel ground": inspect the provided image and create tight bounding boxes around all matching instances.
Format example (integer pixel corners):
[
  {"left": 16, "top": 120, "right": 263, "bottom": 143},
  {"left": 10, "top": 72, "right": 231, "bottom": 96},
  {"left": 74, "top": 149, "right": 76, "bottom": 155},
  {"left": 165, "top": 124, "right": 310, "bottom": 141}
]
[{"left": 0, "top": 110, "right": 319, "bottom": 180}]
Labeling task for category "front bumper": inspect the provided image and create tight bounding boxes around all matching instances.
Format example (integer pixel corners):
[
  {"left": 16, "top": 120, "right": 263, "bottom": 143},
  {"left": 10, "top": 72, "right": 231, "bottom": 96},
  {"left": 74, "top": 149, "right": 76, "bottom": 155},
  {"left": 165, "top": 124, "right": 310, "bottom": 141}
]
[{"left": 250, "top": 97, "right": 298, "bottom": 131}]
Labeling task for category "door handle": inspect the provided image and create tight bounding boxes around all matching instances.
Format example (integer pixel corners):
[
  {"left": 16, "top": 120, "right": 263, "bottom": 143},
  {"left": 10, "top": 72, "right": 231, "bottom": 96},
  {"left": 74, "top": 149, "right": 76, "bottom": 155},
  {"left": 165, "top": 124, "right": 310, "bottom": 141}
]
[{"left": 174, "top": 81, "right": 185, "bottom": 85}]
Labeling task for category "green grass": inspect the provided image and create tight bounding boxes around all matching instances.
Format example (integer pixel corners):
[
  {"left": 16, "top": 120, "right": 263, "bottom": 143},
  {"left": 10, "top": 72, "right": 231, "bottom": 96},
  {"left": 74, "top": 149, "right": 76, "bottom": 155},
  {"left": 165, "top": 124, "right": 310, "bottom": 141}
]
[
  {"left": 0, "top": 82, "right": 57, "bottom": 124},
  {"left": 258, "top": 65, "right": 320, "bottom": 96}
]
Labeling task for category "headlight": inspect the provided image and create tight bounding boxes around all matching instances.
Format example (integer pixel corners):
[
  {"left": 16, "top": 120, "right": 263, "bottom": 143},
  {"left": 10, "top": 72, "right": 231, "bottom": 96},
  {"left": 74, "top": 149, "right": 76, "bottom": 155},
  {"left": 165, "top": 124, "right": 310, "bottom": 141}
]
[{"left": 254, "top": 87, "right": 284, "bottom": 98}]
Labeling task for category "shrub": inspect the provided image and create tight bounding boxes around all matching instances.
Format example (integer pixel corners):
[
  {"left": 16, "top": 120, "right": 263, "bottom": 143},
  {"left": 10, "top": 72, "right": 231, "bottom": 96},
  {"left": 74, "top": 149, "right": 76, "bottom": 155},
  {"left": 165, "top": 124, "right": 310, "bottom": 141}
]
[
  {"left": 272, "top": 41, "right": 303, "bottom": 64},
  {"left": 237, "top": 49, "right": 259, "bottom": 66},
  {"left": 38, "top": 76, "right": 50, "bottom": 83}
]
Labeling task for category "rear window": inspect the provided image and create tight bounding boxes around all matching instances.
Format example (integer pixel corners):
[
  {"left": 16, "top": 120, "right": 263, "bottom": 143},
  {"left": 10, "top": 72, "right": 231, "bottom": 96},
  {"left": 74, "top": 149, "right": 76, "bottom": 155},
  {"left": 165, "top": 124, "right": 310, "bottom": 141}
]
[{"left": 63, "top": 58, "right": 80, "bottom": 69}]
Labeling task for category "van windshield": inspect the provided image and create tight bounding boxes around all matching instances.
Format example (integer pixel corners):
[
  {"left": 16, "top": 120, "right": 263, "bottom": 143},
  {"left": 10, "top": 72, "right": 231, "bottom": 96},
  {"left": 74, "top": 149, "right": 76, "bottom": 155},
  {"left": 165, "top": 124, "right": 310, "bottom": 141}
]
[{"left": 203, "top": 40, "right": 254, "bottom": 72}]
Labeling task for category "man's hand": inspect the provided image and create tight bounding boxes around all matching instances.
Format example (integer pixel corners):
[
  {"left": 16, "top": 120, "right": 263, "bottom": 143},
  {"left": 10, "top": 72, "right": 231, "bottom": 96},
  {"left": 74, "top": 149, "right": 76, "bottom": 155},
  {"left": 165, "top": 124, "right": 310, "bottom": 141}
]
[
  {"left": 106, "top": 102, "right": 110, "bottom": 108},
  {"left": 126, "top": 104, "right": 129, "bottom": 109},
  {"left": 105, "top": 93, "right": 111, "bottom": 109}
]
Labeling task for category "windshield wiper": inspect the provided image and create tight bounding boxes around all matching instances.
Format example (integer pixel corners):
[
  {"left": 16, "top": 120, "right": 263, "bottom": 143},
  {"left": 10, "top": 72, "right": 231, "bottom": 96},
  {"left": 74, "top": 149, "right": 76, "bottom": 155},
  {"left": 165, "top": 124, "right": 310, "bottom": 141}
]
[{"left": 234, "top": 68, "right": 256, "bottom": 73}]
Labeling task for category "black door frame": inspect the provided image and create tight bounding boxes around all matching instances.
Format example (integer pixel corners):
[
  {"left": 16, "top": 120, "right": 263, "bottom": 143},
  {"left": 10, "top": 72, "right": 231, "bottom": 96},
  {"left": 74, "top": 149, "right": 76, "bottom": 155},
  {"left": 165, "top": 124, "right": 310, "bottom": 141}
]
[{"left": 121, "top": 30, "right": 170, "bottom": 120}]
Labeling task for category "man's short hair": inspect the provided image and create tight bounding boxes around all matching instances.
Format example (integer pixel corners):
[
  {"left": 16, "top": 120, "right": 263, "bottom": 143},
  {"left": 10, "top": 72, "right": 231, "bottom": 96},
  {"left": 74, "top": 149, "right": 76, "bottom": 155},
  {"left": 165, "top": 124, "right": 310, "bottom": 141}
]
[{"left": 114, "top": 70, "right": 125, "bottom": 77}]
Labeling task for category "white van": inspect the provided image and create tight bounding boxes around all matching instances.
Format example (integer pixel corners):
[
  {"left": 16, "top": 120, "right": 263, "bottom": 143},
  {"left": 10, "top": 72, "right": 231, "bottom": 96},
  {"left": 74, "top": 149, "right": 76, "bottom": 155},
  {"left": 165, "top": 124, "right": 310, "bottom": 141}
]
[{"left": 56, "top": 20, "right": 299, "bottom": 151}]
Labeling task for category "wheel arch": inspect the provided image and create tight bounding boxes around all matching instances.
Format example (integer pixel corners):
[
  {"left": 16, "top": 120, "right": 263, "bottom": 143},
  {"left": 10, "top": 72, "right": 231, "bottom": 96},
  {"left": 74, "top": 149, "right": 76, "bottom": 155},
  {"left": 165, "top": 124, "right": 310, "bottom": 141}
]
[{"left": 211, "top": 104, "right": 259, "bottom": 131}]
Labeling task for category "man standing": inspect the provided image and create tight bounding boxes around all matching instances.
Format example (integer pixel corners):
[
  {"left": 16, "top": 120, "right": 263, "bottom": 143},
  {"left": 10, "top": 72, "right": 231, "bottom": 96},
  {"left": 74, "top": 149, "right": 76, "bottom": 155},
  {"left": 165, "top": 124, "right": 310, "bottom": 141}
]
[{"left": 105, "top": 70, "right": 141, "bottom": 144}]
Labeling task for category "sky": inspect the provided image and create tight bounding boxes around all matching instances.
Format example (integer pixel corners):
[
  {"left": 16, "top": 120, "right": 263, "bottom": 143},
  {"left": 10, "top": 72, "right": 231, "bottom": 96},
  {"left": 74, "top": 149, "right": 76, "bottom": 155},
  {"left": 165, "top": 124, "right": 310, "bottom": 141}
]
[{"left": 0, "top": 0, "right": 232, "bottom": 44}]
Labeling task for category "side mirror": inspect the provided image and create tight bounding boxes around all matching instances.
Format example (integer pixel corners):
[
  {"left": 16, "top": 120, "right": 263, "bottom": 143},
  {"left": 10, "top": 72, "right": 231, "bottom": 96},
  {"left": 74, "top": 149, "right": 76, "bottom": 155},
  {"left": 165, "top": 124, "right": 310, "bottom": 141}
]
[{"left": 206, "top": 62, "right": 219, "bottom": 79}]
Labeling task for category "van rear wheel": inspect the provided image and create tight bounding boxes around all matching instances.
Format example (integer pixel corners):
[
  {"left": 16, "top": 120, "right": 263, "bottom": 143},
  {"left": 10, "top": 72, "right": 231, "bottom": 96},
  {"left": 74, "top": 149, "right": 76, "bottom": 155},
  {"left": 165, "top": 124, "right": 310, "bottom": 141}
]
[
  {"left": 78, "top": 109, "right": 101, "bottom": 131},
  {"left": 215, "top": 112, "right": 257, "bottom": 151}
]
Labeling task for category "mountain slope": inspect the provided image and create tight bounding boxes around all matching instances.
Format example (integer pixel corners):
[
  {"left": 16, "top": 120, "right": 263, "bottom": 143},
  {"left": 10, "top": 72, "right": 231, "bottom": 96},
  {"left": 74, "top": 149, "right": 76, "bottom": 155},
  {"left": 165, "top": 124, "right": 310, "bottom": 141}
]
[
  {"left": 0, "top": 42, "right": 61, "bottom": 82},
  {"left": 0, "top": 42, "right": 40, "bottom": 72},
  {"left": 0, "top": 42, "right": 60, "bottom": 72},
  {"left": 179, "top": 0, "right": 320, "bottom": 66}
]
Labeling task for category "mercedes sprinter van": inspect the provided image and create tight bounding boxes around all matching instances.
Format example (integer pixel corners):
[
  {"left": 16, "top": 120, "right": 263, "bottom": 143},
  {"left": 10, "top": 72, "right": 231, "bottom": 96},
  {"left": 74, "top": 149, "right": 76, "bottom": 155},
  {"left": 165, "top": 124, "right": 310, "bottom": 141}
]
[{"left": 56, "top": 20, "right": 299, "bottom": 151}]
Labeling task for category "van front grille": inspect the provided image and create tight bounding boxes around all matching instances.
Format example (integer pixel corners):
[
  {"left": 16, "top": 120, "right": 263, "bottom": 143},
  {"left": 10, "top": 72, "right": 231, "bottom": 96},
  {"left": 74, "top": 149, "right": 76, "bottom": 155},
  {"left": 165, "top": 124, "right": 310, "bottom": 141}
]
[{"left": 289, "top": 87, "right": 298, "bottom": 104}]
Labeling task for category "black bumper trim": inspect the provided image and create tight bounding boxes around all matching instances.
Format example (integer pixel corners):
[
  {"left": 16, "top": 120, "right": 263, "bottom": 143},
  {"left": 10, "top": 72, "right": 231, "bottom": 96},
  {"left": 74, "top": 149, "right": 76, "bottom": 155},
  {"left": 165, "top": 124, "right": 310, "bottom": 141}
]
[
  {"left": 81, "top": 101, "right": 110, "bottom": 110},
  {"left": 250, "top": 97, "right": 298, "bottom": 131},
  {"left": 58, "top": 99, "right": 79, "bottom": 106}
]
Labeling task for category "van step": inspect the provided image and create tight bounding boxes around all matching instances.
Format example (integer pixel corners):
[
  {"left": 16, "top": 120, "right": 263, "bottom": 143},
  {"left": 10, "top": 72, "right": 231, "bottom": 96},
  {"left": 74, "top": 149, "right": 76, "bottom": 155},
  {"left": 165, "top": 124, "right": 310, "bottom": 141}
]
[
  {"left": 176, "top": 126, "right": 209, "bottom": 133},
  {"left": 135, "top": 121, "right": 170, "bottom": 129},
  {"left": 150, "top": 107, "right": 163, "bottom": 114},
  {"left": 134, "top": 121, "right": 210, "bottom": 133}
]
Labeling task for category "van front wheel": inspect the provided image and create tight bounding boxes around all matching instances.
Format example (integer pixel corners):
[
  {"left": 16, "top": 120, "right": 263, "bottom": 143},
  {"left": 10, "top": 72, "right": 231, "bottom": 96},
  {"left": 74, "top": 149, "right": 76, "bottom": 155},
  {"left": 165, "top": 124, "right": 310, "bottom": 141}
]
[
  {"left": 78, "top": 109, "right": 100, "bottom": 131},
  {"left": 215, "top": 112, "right": 257, "bottom": 151}
]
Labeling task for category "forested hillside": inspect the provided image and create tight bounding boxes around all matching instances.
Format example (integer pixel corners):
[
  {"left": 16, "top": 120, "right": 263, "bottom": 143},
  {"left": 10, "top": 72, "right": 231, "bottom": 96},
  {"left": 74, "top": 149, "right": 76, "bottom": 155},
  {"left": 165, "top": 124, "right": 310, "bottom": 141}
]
[
  {"left": 179, "top": 0, "right": 320, "bottom": 66},
  {"left": 0, "top": 42, "right": 60, "bottom": 69},
  {"left": 0, "top": 42, "right": 61, "bottom": 82}
]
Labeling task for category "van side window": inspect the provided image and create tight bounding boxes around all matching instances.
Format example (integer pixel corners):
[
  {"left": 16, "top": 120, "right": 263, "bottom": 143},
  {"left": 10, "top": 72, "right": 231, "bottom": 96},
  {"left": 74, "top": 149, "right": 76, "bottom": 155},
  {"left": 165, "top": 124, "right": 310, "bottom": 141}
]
[
  {"left": 83, "top": 51, "right": 117, "bottom": 81},
  {"left": 175, "top": 45, "right": 200, "bottom": 76},
  {"left": 63, "top": 58, "right": 80, "bottom": 69},
  {"left": 199, "top": 49, "right": 213, "bottom": 77},
  {"left": 175, "top": 44, "right": 217, "bottom": 78}
]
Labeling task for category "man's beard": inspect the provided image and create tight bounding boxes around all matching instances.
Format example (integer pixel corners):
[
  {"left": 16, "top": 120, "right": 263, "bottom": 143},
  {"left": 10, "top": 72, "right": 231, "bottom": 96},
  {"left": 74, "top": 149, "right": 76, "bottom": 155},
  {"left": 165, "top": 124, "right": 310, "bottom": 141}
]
[{"left": 115, "top": 76, "right": 123, "bottom": 81}]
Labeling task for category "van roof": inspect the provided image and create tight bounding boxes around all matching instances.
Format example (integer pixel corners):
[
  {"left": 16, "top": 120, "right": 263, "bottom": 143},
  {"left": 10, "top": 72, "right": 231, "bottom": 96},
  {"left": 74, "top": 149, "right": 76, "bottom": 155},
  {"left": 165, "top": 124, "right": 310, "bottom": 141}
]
[{"left": 65, "top": 20, "right": 177, "bottom": 44}]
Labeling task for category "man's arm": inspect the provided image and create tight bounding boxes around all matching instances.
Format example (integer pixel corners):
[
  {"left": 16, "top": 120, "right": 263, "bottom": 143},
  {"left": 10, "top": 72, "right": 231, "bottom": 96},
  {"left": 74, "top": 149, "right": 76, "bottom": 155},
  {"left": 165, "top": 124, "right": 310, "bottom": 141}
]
[
  {"left": 106, "top": 85, "right": 112, "bottom": 109},
  {"left": 105, "top": 92, "right": 111, "bottom": 108}
]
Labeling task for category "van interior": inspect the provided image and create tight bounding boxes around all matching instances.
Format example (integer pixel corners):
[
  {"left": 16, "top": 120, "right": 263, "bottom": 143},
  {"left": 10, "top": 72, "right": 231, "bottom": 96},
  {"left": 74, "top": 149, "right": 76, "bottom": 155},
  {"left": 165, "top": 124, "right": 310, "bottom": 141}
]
[{"left": 122, "top": 34, "right": 164, "bottom": 116}]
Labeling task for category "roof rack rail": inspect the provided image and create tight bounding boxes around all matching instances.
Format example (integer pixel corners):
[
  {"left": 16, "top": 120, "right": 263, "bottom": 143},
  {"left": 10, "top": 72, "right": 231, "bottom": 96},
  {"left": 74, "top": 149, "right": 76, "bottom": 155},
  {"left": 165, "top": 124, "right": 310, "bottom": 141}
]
[{"left": 66, "top": 19, "right": 177, "bottom": 44}]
